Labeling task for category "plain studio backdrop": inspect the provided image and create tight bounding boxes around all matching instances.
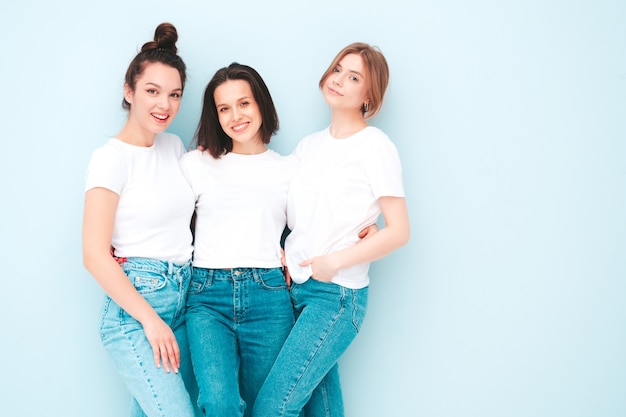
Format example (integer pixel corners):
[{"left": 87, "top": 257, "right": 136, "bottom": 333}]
[{"left": 1, "top": 1, "right": 625, "bottom": 416}]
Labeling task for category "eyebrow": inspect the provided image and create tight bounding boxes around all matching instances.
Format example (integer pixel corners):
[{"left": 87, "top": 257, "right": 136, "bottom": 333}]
[
  {"left": 215, "top": 96, "right": 253, "bottom": 107},
  {"left": 144, "top": 82, "right": 182, "bottom": 92}
]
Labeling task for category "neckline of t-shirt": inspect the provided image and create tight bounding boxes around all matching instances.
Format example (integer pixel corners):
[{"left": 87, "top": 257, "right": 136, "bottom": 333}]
[
  {"left": 110, "top": 137, "right": 157, "bottom": 151},
  {"left": 225, "top": 148, "right": 273, "bottom": 159},
  {"left": 326, "top": 125, "right": 372, "bottom": 141}
]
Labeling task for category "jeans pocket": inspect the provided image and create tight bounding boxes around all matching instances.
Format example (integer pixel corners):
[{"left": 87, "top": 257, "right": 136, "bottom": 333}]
[
  {"left": 126, "top": 269, "right": 167, "bottom": 294},
  {"left": 350, "top": 287, "right": 368, "bottom": 332},
  {"left": 257, "top": 268, "right": 288, "bottom": 290},
  {"left": 99, "top": 296, "right": 114, "bottom": 341},
  {"left": 188, "top": 268, "right": 212, "bottom": 294}
]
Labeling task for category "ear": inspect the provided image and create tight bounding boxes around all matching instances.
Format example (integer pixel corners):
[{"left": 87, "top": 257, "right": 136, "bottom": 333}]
[{"left": 123, "top": 84, "right": 133, "bottom": 105}]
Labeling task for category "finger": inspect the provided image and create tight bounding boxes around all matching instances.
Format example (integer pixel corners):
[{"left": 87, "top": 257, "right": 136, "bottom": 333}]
[
  {"left": 170, "top": 342, "right": 181, "bottom": 372},
  {"left": 285, "top": 269, "right": 292, "bottom": 288},
  {"left": 162, "top": 340, "right": 180, "bottom": 373},
  {"left": 160, "top": 345, "right": 172, "bottom": 373},
  {"left": 298, "top": 259, "right": 312, "bottom": 267},
  {"left": 153, "top": 344, "right": 162, "bottom": 369}
]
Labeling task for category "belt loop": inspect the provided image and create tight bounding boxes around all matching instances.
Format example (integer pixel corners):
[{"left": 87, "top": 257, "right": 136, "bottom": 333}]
[{"left": 167, "top": 261, "right": 174, "bottom": 275}]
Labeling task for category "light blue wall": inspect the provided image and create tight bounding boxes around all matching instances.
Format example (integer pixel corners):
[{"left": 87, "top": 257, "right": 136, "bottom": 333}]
[{"left": 2, "top": 1, "right": 625, "bottom": 416}]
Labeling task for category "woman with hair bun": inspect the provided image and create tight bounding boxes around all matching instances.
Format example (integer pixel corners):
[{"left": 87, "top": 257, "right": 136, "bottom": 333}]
[{"left": 82, "top": 23, "right": 196, "bottom": 416}]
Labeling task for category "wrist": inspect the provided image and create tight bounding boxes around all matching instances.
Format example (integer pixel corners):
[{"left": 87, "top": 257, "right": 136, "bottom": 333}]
[{"left": 327, "top": 252, "right": 343, "bottom": 271}]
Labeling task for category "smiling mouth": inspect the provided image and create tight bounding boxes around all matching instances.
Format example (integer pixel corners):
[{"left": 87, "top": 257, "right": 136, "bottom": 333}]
[
  {"left": 327, "top": 87, "right": 342, "bottom": 96},
  {"left": 152, "top": 113, "right": 169, "bottom": 121},
  {"left": 232, "top": 122, "right": 248, "bottom": 132}
]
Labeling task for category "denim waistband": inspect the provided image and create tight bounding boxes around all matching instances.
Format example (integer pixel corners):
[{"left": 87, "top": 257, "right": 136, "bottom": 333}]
[
  {"left": 193, "top": 266, "right": 281, "bottom": 281},
  {"left": 122, "top": 257, "right": 192, "bottom": 274}
]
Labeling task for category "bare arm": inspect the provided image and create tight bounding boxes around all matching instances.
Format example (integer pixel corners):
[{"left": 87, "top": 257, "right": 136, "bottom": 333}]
[
  {"left": 82, "top": 187, "right": 181, "bottom": 372},
  {"left": 299, "top": 196, "right": 410, "bottom": 281}
]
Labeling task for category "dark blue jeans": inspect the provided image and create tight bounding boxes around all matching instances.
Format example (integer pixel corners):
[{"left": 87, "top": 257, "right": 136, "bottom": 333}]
[
  {"left": 186, "top": 267, "right": 294, "bottom": 416},
  {"left": 253, "top": 278, "right": 369, "bottom": 417}
]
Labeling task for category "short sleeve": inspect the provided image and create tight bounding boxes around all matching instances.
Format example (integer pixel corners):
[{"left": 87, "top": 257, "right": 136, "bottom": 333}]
[
  {"left": 84, "top": 145, "right": 126, "bottom": 194},
  {"left": 179, "top": 150, "right": 203, "bottom": 202},
  {"left": 365, "top": 135, "right": 405, "bottom": 199}
]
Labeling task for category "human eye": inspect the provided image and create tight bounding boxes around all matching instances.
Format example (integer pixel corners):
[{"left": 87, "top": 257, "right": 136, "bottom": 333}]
[
  {"left": 350, "top": 75, "right": 359, "bottom": 82},
  {"left": 218, "top": 106, "right": 229, "bottom": 113},
  {"left": 170, "top": 92, "right": 181, "bottom": 99},
  {"left": 146, "top": 88, "right": 158, "bottom": 94},
  {"left": 332, "top": 67, "right": 340, "bottom": 73}
]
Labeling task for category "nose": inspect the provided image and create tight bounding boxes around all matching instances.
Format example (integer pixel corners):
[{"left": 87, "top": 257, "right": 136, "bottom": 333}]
[
  {"left": 332, "top": 73, "right": 344, "bottom": 87},
  {"left": 231, "top": 106, "right": 242, "bottom": 120},
  {"left": 157, "top": 94, "right": 170, "bottom": 110}
]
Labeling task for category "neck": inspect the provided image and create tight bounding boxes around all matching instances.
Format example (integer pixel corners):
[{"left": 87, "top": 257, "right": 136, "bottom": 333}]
[
  {"left": 231, "top": 140, "right": 267, "bottom": 155},
  {"left": 117, "top": 119, "right": 157, "bottom": 147},
  {"left": 329, "top": 109, "right": 368, "bottom": 139}
]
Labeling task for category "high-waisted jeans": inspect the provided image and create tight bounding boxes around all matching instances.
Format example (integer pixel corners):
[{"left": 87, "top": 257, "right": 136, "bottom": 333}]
[
  {"left": 99, "top": 257, "right": 196, "bottom": 417},
  {"left": 253, "top": 278, "right": 368, "bottom": 417},
  {"left": 186, "top": 267, "right": 295, "bottom": 416}
]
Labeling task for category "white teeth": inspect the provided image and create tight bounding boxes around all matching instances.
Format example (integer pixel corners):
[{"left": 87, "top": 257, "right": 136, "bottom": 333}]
[
  {"left": 232, "top": 123, "right": 246, "bottom": 131},
  {"left": 153, "top": 114, "right": 168, "bottom": 120}
]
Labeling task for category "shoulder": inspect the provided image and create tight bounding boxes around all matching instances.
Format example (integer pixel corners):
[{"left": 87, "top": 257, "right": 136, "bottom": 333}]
[
  {"left": 361, "top": 126, "right": 398, "bottom": 151},
  {"left": 265, "top": 149, "right": 300, "bottom": 169},
  {"left": 156, "top": 131, "right": 184, "bottom": 143},
  {"left": 89, "top": 138, "right": 124, "bottom": 163},
  {"left": 362, "top": 126, "right": 390, "bottom": 142},
  {"left": 300, "top": 128, "right": 328, "bottom": 145},
  {"left": 264, "top": 148, "right": 289, "bottom": 160},
  {"left": 180, "top": 148, "right": 202, "bottom": 160},
  {"left": 155, "top": 132, "right": 186, "bottom": 154},
  {"left": 179, "top": 149, "right": 211, "bottom": 167},
  {"left": 292, "top": 128, "right": 328, "bottom": 156}
]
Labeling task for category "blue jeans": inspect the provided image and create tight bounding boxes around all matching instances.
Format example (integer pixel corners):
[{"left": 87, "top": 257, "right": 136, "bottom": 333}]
[
  {"left": 99, "top": 257, "right": 196, "bottom": 417},
  {"left": 252, "top": 279, "right": 368, "bottom": 417},
  {"left": 186, "top": 267, "right": 295, "bottom": 416}
]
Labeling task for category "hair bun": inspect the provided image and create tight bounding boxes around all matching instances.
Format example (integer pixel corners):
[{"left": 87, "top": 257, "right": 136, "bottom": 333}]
[{"left": 140, "top": 22, "right": 178, "bottom": 54}]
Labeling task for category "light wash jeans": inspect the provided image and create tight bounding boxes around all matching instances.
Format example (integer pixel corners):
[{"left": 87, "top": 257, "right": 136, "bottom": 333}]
[
  {"left": 99, "top": 257, "right": 196, "bottom": 417},
  {"left": 252, "top": 278, "right": 368, "bottom": 417},
  {"left": 186, "top": 267, "right": 295, "bottom": 416}
]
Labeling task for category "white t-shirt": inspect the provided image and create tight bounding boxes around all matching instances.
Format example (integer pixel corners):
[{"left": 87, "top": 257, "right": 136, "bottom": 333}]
[
  {"left": 285, "top": 126, "right": 405, "bottom": 289},
  {"left": 84, "top": 133, "right": 195, "bottom": 264},
  {"left": 180, "top": 149, "right": 298, "bottom": 269}
]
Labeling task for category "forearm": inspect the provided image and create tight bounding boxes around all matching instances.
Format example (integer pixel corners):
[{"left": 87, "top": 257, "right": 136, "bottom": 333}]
[
  {"left": 328, "top": 225, "right": 409, "bottom": 270},
  {"left": 84, "top": 254, "right": 158, "bottom": 325},
  {"left": 325, "top": 196, "right": 410, "bottom": 271}
]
